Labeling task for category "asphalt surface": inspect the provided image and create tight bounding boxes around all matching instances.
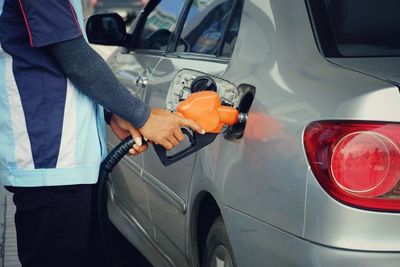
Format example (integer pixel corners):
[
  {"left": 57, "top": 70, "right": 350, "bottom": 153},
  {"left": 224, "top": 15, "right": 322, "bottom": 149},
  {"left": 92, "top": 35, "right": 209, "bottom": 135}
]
[
  {"left": 0, "top": 186, "right": 5, "bottom": 267},
  {"left": 0, "top": 186, "right": 153, "bottom": 267},
  {"left": 0, "top": 188, "right": 21, "bottom": 267}
]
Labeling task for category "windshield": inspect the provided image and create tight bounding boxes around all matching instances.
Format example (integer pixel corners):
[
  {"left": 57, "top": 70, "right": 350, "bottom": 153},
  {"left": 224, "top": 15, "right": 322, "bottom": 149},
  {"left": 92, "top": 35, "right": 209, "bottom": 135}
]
[{"left": 309, "top": 0, "right": 400, "bottom": 57}]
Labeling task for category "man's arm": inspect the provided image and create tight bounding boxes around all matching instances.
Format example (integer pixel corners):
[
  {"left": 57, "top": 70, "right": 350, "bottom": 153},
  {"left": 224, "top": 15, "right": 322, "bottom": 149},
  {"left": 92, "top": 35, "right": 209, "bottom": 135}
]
[
  {"left": 49, "top": 37, "right": 203, "bottom": 150},
  {"left": 17, "top": 0, "right": 202, "bottom": 150},
  {"left": 49, "top": 37, "right": 151, "bottom": 129}
]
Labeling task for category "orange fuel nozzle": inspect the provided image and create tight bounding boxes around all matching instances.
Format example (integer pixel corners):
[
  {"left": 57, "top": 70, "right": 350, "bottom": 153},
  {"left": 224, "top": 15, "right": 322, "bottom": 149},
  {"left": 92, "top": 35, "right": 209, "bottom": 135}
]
[{"left": 176, "top": 91, "right": 241, "bottom": 133}]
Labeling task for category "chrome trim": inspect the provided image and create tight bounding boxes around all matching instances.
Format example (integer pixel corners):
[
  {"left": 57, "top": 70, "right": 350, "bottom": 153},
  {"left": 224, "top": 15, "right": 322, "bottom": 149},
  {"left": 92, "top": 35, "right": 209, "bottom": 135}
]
[
  {"left": 120, "top": 157, "right": 142, "bottom": 177},
  {"left": 107, "top": 141, "right": 142, "bottom": 176},
  {"left": 166, "top": 52, "right": 230, "bottom": 64},
  {"left": 142, "top": 170, "right": 186, "bottom": 214},
  {"left": 107, "top": 141, "right": 186, "bottom": 213},
  {"left": 106, "top": 141, "right": 115, "bottom": 148},
  {"left": 108, "top": 185, "right": 176, "bottom": 267}
]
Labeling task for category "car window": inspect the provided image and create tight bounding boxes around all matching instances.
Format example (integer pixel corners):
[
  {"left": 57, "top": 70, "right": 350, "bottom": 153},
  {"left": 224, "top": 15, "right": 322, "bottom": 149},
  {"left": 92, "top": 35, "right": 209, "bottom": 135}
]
[
  {"left": 221, "top": 0, "right": 243, "bottom": 57},
  {"left": 176, "top": 0, "right": 235, "bottom": 55},
  {"left": 136, "top": 0, "right": 186, "bottom": 51},
  {"left": 309, "top": 0, "right": 400, "bottom": 57}
]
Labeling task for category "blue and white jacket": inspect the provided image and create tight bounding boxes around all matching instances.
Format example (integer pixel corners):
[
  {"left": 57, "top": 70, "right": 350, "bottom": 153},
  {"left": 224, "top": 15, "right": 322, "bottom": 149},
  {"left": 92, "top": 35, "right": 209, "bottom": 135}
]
[{"left": 0, "top": 0, "right": 106, "bottom": 187}]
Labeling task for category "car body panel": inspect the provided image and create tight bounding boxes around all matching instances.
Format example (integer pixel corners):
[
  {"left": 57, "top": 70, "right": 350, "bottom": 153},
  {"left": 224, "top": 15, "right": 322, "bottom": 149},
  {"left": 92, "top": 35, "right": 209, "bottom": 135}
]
[
  {"left": 105, "top": 0, "right": 400, "bottom": 266},
  {"left": 305, "top": 168, "right": 400, "bottom": 251},
  {"left": 224, "top": 206, "right": 400, "bottom": 267},
  {"left": 108, "top": 51, "right": 163, "bottom": 240},
  {"left": 108, "top": 185, "right": 176, "bottom": 267},
  {"left": 221, "top": 0, "right": 400, "bottom": 242},
  {"left": 107, "top": 144, "right": 154, "bottom": 238},
  {"left": 329, "top": 57, "right": 400, "bottom": 85},
  {"left": 143, "top": 56, "right": 229, "bottom": 266}
]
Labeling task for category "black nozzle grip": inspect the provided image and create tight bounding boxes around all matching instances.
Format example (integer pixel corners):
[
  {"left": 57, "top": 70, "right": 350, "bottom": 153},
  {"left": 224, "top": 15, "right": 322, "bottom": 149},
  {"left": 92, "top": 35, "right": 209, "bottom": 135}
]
[{"left": 154, "top": 129, "right": 218, "bottom": 166}]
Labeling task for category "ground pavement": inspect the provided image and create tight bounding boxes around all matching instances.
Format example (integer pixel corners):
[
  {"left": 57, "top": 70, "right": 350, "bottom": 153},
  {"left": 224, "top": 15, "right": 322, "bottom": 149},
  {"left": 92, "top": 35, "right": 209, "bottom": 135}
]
[{"left": 0, "top": 187, "right": 21, "bottom": 267}]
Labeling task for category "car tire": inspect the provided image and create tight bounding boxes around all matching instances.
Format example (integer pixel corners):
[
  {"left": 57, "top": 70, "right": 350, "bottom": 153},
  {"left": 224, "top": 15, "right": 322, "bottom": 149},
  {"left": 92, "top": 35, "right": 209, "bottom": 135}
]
[{"left": 202, "top": 217, "right": 237, "bottom": 267}]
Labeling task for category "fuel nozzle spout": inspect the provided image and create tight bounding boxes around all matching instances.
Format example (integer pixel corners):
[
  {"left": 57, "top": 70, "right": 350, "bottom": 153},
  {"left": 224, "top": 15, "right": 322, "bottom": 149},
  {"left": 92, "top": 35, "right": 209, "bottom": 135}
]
[
  {"left": 237, "top": 112, "right": 248, "bottom": 124},
  {"left": 176, "top": 91, "right": 246, "bottom": 134}
]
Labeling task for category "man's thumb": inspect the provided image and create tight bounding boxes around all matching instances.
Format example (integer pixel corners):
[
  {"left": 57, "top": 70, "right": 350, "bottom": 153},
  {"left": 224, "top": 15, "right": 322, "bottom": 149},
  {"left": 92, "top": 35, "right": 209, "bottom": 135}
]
[
  {"left": 129, "top": 127, "right": 143, "bottom": 146},
  {"left": 179, "top": 118, "right": 204, "bottom": 134}
]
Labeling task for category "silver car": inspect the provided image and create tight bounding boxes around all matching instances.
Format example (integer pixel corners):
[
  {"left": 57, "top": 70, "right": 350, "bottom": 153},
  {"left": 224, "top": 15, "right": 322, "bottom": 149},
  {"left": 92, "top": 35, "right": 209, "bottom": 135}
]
[{"left": 87, "top": 0, "right": 400, "bottom": 266}]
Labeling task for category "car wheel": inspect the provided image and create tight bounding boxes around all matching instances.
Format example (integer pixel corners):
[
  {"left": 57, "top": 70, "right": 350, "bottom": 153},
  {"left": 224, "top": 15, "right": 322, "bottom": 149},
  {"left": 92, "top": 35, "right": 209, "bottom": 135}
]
[{"left": 202, "top": 217, "right": 237, "bottom": 267}]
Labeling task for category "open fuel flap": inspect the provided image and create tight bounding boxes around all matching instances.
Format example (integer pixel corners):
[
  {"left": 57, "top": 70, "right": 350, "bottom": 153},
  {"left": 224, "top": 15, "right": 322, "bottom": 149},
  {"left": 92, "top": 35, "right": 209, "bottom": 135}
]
[
  {"left": 151, "top": 69, "right": 256, "bottom": 166},
  {"left": 166, "top": 69, "right": 255, "bottom": 140}
]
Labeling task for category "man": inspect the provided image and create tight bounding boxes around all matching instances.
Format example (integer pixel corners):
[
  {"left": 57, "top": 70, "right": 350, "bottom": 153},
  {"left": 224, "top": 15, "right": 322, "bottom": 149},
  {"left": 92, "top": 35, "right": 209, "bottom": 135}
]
[{"left": 0, "top": 0, "right": 202, "bottom": 266}]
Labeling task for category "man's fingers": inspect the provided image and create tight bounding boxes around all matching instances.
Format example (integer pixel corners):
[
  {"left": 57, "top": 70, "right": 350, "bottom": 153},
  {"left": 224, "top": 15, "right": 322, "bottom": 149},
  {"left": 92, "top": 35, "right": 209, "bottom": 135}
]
[
  {"left": 158, "top": 139, "right": 173, "bottom": 151},
  {"left": 128, "top": 144, "right": 148, "bottom": 156},
  {"left": 129, "top": 127, "right": 143, "bottom": 146},
  {"left": 133, "top": 144, "right": 148, "bottom": 153},
  {"left": 174, "top": 129, "right": 185, "bottom": 142},
  {"left": 138, "top": 109, "right": 204, "bottom": 151},
  {"left": 167, "top": 135, "right": 179, "bottom": 147},
  {"left": 178, "top": 118, "right": 204, "bottom": 134}
]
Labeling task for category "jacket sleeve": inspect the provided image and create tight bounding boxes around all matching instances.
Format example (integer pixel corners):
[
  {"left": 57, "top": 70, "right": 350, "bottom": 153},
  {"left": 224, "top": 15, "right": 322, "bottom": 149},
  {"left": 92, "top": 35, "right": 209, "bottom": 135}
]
[{"left": 49, "top": 37, "right": 151, "bottom": 129}]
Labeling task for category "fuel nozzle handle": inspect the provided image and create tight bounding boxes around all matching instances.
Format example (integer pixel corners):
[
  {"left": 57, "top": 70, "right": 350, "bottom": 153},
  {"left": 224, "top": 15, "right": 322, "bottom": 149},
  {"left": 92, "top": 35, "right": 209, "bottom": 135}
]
[
  {"left": 154, "top": 91, "right": 245, "bottom": 166},
  {"left": 176, "top": 91, "right": 244, "bottom": 133},
  {"left": 105, "top": 91, "right": 245, "bottom": 168}
]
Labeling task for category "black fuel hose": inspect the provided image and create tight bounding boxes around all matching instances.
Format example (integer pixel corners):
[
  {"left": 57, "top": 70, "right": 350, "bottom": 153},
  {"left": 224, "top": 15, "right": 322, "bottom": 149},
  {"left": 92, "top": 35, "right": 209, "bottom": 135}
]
[
  {"left": 95, "top": 130, "right": 216, "bottom": 264},
  {"left": 96, "top": 136, "right": 143, "bottom": 266}
]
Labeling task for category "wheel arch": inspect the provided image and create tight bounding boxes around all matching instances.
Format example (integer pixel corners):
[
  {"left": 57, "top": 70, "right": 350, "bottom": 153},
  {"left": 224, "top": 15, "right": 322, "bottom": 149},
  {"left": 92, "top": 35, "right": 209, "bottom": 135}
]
[{"left": 190, "top": 191, "right": 222, "bottom": 267}]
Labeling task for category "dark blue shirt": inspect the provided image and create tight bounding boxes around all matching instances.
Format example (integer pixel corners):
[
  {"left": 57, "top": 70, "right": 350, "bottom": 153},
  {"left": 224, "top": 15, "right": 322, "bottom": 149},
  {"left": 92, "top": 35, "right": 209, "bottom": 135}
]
[{"left": 0, "top": 0, "right": 107, "bottom": 187}]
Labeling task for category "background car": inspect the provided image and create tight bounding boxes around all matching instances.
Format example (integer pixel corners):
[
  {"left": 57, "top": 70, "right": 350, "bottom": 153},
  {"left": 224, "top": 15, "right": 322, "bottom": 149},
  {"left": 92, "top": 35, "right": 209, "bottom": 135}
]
[
  {"left": 82, "top": 0, "right": 145, "bottom": 16},
  {"left": 87, "top": 0, "right": 400, "bottom": 266}
]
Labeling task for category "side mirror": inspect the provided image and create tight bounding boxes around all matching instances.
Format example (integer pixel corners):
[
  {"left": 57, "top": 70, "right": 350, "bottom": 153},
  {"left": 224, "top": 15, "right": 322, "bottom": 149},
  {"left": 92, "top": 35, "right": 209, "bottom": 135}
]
[{"left": 86, "top": 13, "right": 127, "bottom": 46}]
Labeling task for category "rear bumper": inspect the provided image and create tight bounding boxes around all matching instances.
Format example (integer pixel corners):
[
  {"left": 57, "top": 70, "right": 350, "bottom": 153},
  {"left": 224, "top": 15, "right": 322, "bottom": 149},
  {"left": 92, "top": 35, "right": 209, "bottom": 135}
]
[{"left": 223, "top": 207, "right": 400, "bottom": 267}]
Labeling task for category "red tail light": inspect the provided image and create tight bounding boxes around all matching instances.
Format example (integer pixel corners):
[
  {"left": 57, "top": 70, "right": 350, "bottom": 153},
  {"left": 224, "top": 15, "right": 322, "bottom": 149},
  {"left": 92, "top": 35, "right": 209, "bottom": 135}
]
[{"left": 304, "top": 121, "right": 400, "bottom": 212}]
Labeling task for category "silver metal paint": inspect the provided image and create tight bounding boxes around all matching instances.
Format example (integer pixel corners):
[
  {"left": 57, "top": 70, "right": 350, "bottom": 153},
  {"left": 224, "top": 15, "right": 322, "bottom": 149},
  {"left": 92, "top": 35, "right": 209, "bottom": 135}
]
[
  {"left": 330, "top": 57, "right": 400, "bottom": 84},
  {"left": 305, "top": 168, "right": 400, "bottom": 251},
  {"left": 142, "top": 169, "right": 186, "bottom": 214},
  {"left": 221, "top": 0, "right": 400, "bottom": 253},
  {"left": 143, "top": 56, "right": 228, "bottom": 266},
  {"left": 224, "top": 206, "right": 400, "bottom": 267},
  {"left": 107, "top": 50, "right": 164, "bottom": 241},
  {"left": 222, "top": 0, "right": 400, "bottom": 253},
  {"left": 107, "top": 131, "right": 154, "bottom": 238},
  {"left": 106, "top": 0, "right": 400, "bottom": 266},
  {"left": 108, "top": 188, "right": 176, "bottom": 267}
]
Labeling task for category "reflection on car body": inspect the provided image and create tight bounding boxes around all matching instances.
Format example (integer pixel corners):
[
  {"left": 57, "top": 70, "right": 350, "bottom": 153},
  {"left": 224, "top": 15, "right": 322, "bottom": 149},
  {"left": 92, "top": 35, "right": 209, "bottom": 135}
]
[{"left": 87, "top": 0, "right": 400, "bottom": 266}]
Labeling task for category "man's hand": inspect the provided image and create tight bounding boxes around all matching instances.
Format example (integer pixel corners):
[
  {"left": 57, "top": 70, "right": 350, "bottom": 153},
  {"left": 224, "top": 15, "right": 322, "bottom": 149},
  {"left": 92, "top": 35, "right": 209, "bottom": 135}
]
[
  {"left": 139, "top": 108, "right": 204, "bottom": 150},
  {"left": 110, "top": 115, "right": 148, "bottom": 155}
]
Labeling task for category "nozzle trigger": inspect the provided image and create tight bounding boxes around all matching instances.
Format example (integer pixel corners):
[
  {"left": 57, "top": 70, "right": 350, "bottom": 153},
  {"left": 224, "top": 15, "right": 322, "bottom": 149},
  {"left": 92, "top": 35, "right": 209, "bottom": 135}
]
[{"left": 153, "top": 129, "right": 217, "bottom": 166}]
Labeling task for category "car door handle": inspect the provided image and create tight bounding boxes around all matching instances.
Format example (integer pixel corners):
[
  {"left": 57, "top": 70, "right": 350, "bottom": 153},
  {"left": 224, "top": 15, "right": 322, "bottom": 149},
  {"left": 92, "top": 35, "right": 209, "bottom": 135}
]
[{"left": 135, "top": 76, "right": 148, "bottom": 89}]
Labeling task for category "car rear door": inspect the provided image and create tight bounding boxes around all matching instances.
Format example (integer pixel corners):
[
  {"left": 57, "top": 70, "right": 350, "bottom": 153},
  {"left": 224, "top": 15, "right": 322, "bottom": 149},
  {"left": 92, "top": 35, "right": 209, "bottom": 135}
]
[
  {"left": 107, "top": 0, "right": 187, "bottom": 240},
  {"left": 141, "top": 0, "right": 244, "bottom": 264}
]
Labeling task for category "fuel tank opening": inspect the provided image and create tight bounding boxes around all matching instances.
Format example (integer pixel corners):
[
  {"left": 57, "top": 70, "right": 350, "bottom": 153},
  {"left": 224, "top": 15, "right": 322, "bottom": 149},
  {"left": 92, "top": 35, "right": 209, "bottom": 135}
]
[
  {"left": 191, "top": 76, "right": 217, "bottom": 93},
  {"left": 165, "top": 70, "right": 255, "bottom": 140},
  {"left": 224, "top": 84, "right": 256, "bottom": 141}
]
